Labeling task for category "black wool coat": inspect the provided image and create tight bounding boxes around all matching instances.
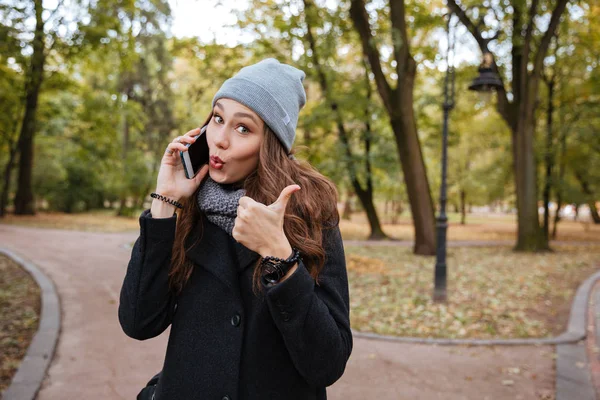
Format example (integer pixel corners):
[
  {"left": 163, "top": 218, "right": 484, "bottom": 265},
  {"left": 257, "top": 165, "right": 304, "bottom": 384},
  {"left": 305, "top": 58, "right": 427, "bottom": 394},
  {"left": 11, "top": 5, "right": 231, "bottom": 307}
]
[{"left": 118, "top": 209, "right": 353, "bottom": 400}]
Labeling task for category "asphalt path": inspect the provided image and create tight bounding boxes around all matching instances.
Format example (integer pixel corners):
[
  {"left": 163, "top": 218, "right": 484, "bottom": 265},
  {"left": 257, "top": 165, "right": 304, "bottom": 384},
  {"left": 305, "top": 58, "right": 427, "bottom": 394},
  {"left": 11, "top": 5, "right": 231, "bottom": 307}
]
[{"left": 0, "top": 224, "right": 555, "bottom": 400}]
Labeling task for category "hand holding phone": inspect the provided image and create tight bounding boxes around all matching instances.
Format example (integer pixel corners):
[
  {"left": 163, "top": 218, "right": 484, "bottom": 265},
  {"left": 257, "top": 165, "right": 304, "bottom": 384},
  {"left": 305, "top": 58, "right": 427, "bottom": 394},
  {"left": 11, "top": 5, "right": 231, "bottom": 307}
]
[
  {"left": 155, "top": 127, "right": 210, "bottom": 204},
  {"left": 180, "top": 125, "right": 209, "bottom": 179}
]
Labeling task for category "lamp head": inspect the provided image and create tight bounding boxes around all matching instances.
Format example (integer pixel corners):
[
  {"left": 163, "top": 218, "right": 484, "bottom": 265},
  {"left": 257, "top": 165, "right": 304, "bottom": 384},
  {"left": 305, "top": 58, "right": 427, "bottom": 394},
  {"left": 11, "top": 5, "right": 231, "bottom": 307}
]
[{"left": 469, "top": 52, "right": 503, "bottom": 93}]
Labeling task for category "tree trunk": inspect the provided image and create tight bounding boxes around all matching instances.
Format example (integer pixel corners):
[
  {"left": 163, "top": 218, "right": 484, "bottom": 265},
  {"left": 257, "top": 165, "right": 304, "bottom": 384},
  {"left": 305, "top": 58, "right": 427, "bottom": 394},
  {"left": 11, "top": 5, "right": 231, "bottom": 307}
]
[
  {"left": 355, "top": 187, "right": 387, "bottom": 239},
  {"left": 589, "top": 202, "right": 600, "bottom": 224},
  {"left": 342, "top": 192, "right": 353, "bottom": 220},
  {"left": 117, "top": 103, "right": 130, "bottom": 216},
  {"left": 575, "top": 172, "right": 600, "bottom": 224},
  {"left": 14, "top": 0, "right": 45, "bottom": 215},
  {"left": 552, "top": 102, "right": 568, "bottom": 239},
  {"left": 390, "top": 200, "right": 403, "bottom": 224},
  {"left": 542, "top": 78, "right": 554, "bottom": 241},
  {"left": 390, "top": 115, "right": 436, "bottom": 254},
  {"left": 552, "top": 202, "right": 561, "bottom": 239},
  {"left": 0, "top": 137, "right": 19, "bottom": 217},
  {"left": 384, "top": 199, "right": 389, "bottom": 222},
  {"left": 396, "top": 200, "right": 403, "bottom": 216},
  {"left": 460, "top": 189, "right": 466, "bottom": 225},
  {"left": 513, "top": 80, "right": 549, "bottom": 251}
]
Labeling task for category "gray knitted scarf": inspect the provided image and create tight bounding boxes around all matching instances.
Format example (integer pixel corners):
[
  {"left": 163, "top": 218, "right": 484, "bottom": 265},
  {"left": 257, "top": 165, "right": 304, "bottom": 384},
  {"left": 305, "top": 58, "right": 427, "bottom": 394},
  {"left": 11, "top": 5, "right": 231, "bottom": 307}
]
[{"left": 197, "top": 175, "right": 246, "bottom": 236}]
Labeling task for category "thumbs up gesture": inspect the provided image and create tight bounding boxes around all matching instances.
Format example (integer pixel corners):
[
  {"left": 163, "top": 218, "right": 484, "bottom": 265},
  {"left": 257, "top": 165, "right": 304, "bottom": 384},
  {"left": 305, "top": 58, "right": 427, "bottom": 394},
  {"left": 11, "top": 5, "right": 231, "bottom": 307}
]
[{"left": 232, "top": 184, "right": 301, "bottom": 258}]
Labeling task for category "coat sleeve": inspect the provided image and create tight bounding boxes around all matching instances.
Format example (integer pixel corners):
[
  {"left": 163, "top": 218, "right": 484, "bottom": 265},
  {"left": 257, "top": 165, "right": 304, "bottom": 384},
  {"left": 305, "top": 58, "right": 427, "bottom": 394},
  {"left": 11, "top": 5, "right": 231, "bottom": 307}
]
[
  {"left": 263, "top": 223, "right": 353, "bottom": 388},
  {"left": 118, "top": 209, "right": 178, "bottom": 340}
]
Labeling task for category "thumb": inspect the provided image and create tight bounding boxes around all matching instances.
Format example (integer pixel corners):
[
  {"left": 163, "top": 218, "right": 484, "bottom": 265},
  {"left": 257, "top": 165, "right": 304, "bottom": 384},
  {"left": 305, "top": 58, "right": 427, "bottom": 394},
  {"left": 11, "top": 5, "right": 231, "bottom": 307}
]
[{"left": 269, "top": 184, "right": 301, "bottom": 213}]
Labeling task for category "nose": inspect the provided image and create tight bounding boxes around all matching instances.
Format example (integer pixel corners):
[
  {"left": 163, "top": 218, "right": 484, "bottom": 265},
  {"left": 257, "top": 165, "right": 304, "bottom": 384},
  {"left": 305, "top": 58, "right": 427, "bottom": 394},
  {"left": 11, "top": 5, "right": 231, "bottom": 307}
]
[{"left": 213, "top": 124, "right": 229, "bottom": 150}]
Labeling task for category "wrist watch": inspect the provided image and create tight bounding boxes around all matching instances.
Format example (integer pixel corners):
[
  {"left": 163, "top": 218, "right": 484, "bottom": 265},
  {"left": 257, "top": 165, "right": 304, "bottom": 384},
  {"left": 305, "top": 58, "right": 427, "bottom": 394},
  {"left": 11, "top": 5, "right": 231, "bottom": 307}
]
[{"left": 260, "top": 248, "right": 302, "bottom": 286}]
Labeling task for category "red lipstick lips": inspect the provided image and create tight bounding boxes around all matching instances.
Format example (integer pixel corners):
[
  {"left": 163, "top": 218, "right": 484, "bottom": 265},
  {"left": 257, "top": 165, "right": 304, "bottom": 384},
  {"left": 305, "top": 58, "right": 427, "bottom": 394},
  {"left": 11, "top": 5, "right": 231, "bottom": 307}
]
[{"left": 210, "top": 156, "right": 225, "bottom": 169}]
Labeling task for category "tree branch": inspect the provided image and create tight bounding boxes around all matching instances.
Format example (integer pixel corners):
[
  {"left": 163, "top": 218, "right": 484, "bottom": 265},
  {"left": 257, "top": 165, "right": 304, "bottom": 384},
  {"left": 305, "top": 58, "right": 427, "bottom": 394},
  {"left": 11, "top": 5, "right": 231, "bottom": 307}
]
[
  {"left": 350, "top": 0, "right": 393, "bottom": 112},
  {"left": 519, "top": 0, "right": 539, "bottom": 96},
  {"left": 524, "top": 0, "right": 539, "bottom": 55},
  {"left": 533, "top": 0, "right": 569, "bottom": 76},
  {"left": 46, "top": 0, "right": 66, "bottom": 22},
  {"left": 447, "top": 0, "right": 489, "bottom": 52},
  {"left": 389, "top": 0, "right": 411, "bottom": 79}
]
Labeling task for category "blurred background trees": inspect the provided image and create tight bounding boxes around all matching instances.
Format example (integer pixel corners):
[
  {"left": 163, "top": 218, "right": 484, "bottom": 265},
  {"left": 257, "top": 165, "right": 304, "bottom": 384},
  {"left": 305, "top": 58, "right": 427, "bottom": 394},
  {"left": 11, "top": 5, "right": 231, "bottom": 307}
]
[{"left": 0, "top": 0, "right": 598, "bottom": 252}]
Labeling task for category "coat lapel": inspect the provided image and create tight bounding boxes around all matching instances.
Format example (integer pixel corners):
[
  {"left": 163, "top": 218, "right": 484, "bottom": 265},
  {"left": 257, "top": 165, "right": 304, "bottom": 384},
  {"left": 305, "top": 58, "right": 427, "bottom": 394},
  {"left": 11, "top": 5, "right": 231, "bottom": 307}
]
[{"left": 185, "top": 214, "right": 261, "bottom": 290}]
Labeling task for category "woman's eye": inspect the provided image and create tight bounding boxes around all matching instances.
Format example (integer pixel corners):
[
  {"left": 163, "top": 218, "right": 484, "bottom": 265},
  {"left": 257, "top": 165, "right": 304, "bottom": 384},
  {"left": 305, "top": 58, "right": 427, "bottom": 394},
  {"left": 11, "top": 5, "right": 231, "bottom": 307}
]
[
  {"left": 236, "top": 126, "right": 250, "bottom": 135},
  {"left": 214, "top": 115, "right": 223, "bottom": 123}
]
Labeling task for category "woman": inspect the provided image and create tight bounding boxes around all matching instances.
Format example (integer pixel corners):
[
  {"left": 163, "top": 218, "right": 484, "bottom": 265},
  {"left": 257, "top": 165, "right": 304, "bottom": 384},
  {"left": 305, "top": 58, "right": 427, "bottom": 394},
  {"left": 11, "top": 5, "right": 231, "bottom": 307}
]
[{"left": 118, "top": 58, "right": 352, "bottom": 400}]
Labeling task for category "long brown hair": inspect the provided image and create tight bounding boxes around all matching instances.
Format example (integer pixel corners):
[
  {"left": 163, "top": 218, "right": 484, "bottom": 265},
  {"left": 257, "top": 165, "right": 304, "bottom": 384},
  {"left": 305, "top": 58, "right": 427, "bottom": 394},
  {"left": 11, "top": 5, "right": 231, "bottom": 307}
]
[{"left": 168, "top": 112, "right": 340, "bottom": 295}]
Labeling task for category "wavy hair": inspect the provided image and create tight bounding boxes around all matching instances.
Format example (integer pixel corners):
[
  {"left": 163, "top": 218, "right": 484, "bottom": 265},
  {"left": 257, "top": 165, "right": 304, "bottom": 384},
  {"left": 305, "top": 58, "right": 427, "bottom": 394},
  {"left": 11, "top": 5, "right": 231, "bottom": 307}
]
[{"left": 168, "top": 112, "right": 340, "bottom": 295}]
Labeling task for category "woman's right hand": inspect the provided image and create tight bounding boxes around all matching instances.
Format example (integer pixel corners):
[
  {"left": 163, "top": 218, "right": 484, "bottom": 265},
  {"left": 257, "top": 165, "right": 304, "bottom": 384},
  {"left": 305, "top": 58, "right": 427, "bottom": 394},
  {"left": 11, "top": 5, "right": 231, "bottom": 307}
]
[{"left": 155, "top": 127, "right": 210, "bottom": 201}]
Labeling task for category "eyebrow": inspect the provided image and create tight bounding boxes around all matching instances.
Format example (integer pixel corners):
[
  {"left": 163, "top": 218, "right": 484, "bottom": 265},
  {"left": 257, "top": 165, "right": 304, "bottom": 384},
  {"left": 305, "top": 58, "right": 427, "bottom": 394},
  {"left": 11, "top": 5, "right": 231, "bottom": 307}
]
[{"left": 214, "top": 101, "right": 260, "bottom": 126}]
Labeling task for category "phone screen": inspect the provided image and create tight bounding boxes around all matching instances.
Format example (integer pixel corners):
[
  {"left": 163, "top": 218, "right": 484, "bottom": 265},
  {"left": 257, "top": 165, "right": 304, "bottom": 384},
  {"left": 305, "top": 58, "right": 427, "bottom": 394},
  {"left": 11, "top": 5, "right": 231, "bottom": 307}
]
[{"left": 181, "top": 125, "right": 209, "bottom": 178}]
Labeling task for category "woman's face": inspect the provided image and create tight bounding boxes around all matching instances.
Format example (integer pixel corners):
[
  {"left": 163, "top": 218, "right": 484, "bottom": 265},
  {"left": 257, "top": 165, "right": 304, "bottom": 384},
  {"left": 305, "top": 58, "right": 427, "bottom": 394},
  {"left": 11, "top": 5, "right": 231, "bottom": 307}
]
[{"left": 206, "top": 98, "right": 265, "bottom": 185}]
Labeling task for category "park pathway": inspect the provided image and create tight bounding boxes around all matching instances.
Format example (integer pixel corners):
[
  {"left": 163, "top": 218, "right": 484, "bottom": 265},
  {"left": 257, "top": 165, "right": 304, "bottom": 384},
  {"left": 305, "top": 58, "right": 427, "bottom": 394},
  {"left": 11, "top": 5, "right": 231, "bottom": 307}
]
[{"left": 0, "top": 224, "right": 556, "bottom": 399}]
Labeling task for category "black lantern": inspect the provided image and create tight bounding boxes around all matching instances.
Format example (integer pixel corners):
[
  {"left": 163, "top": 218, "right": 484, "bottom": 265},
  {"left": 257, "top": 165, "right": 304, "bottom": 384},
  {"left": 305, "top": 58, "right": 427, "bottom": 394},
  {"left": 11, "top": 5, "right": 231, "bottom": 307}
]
[{"left": 468, "top": 52, "right": 503, "bottom": 92}]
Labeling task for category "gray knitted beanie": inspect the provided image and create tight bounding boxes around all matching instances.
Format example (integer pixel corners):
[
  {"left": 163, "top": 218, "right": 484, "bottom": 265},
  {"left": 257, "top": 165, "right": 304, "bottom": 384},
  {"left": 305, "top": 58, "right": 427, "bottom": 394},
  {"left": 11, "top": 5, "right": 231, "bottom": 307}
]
[{"left": 211, "top": 58, "right": 306, "bottom": 154}]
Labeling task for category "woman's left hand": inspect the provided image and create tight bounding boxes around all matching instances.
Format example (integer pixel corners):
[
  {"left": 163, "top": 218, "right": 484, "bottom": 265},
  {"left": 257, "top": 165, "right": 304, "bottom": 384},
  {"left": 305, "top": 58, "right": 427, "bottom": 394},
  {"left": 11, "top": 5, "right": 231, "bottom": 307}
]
[{"left": 232, "top": 184, "right": 301, "bottom": 258}]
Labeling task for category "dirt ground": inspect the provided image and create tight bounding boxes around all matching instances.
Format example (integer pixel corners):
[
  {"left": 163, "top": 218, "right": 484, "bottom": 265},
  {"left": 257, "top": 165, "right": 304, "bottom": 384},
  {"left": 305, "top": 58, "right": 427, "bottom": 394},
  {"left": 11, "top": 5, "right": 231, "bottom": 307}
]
[{"left": 0, "top": 253, "right": 40, "bottom": 392}]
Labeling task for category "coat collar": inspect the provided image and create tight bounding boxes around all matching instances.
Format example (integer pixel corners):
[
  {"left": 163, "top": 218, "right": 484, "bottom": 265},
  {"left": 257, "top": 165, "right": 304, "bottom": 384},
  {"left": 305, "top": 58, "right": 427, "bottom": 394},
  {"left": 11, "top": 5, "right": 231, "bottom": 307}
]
[{"left": 185, "top": 214, "right": 261, "bottom": 290}]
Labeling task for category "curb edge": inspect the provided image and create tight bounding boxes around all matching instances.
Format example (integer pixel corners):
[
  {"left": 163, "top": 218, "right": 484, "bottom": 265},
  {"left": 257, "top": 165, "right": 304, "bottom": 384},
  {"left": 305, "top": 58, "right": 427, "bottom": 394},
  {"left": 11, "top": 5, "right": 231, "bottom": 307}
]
[{"left": 0, "top": 247, "right": 61, "bottom": 400}]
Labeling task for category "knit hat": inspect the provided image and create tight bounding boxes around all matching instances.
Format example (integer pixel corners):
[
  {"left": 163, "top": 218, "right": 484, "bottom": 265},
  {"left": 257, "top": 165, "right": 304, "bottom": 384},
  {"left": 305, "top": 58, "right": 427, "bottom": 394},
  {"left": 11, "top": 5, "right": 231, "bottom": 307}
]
[{"left": 211, "top": 58, "right": 306, "bottom": 154}]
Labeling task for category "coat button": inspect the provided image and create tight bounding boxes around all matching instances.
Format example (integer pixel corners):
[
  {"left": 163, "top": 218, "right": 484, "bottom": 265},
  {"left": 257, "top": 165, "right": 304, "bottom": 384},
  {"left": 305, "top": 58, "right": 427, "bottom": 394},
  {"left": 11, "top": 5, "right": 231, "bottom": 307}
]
[
  {"left": 222, "top": 396, "right": 231, "bottom": 400},
  {"left": 231, "top": 314, "right": 241, "bottom": 327},
  {"left": 281, "top": 311, "right": 291, "bottom": 322}
]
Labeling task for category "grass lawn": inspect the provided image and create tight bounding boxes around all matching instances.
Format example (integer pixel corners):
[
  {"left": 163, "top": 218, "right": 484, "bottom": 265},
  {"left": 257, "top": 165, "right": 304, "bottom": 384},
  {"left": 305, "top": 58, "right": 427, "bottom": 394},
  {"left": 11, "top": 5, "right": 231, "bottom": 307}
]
[
  {"left": 346, "top": 244, "right": 600, "bottom": 339},
  {"left": 0, "top": 254, "right": 40, "bottom": 392}
]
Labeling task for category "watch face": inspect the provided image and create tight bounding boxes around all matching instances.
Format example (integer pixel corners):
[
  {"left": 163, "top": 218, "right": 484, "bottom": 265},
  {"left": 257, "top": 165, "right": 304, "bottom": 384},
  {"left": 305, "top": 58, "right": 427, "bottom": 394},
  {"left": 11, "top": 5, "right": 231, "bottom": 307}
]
[
  {"left": 264, "top": 260, "right": 282, "bottom": 275},
  {"left": 262, "top": 259, "right": 285, "bottom": 284}
]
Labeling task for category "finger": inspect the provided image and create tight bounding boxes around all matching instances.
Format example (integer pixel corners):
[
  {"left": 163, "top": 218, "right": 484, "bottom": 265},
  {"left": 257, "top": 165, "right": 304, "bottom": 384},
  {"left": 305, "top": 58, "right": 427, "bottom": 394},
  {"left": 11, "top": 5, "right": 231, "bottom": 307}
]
[
  {"left": 238, "top": 196, "right": 253, "bottom": 209},
  {"left": 184, "top": 127, "right": 202, "bottom": 138},
  {"left": 166, "top": 142, "right": 188, "bottom": 153},
  {"left": 270, "top": 185, "right": 301, "bottom": 210},
  {"left": 177, "top": 135, "right": 196, "bottom": 144},
  {"left": 237, "top": 205, "right": 247, "bottom": 219}
]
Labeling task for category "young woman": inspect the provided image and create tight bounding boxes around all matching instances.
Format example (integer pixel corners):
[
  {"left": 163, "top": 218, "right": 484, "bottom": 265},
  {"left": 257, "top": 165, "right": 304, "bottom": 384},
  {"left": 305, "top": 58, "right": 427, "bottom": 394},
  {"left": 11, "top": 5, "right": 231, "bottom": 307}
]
[{"left": 118, "top": 58, "right": 352, "bottom": 400}]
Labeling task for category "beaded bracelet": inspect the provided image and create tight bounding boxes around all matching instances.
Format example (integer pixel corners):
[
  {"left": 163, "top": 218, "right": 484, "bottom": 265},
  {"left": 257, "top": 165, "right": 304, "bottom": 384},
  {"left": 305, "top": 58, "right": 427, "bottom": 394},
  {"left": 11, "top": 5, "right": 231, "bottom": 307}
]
[{"left": 150, "top": 192, "right": 183, "bottom": 209}]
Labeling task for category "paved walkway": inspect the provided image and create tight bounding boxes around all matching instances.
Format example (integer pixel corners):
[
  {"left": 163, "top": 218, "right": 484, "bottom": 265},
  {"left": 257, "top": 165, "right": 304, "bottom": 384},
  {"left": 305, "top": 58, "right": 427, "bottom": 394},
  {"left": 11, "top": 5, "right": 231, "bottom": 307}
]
[{"left": 0, "top": 224, "right": 558, "bottom": 399}]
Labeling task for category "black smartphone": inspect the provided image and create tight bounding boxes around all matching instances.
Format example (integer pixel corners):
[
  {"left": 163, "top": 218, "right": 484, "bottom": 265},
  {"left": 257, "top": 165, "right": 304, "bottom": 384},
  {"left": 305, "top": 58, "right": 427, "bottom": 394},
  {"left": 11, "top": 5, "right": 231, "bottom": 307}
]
[{"left": 180, "top": 125, "right": 209, "bottom": 179}]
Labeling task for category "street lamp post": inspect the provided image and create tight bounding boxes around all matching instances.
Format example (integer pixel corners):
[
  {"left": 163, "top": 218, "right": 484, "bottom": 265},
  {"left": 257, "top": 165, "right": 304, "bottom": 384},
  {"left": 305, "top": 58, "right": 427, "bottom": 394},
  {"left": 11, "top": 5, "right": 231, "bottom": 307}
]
[
  {"left": 433, "top": 13, "right": 504, "bottom": 303},
  {"left": 433, "top": 12, "right": 456, "bottom": 303}
]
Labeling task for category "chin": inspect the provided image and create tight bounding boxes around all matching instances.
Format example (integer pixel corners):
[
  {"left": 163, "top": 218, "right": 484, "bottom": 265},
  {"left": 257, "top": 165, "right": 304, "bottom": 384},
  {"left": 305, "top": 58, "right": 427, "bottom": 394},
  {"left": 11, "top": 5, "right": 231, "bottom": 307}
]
[{"left": 209, "top": 170, "right": 231, "bottom": 184}]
